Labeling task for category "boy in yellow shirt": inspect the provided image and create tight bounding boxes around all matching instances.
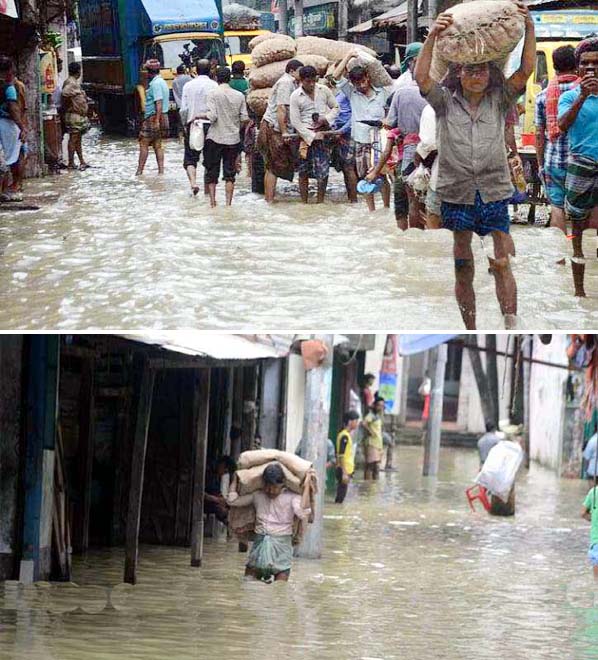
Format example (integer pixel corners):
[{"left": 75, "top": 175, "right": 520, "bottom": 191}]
[{"left": 335, "top": 410, "right": 360, "bottom": 503}]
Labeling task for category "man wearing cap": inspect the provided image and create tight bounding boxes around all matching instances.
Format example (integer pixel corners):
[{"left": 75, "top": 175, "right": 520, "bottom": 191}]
[
  {"left": 396, "top": 42, "right": 423, "bottom": 89},
  {"left": 136, "top": 59, "right": 170, "bottom": 176}
]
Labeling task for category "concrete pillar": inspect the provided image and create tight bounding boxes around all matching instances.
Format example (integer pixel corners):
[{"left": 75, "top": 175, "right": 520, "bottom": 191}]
[
  {"left": 294, "top": 0, "right": 304, "bottom": 37},
  {"left": 296, "top": 335, "right": 334, "bottom": 560},
  {"left": 423, "top": 343, "right": 447, "bottom": 477}
]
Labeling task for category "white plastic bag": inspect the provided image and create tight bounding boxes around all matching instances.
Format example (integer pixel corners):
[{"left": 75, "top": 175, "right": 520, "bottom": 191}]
[
  {"left": 407, "top": 164, "right": 431, "bottom": 198},
  {"left": 475, "top": 440, "right": 523, "bottom": 503},
  {"left": 189, "top": 120, "right": 206, "bottom": 152}
]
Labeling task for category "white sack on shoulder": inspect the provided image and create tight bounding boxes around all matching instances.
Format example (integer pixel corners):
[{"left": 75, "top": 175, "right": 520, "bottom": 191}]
[{"left": 475, "top": 440, "right": 523, "bottom": 503}]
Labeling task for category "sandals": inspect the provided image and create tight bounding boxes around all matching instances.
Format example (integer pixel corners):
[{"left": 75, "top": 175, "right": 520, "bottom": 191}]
[{"left": 0, "top": 191, "right": 24, "bottom": 202}]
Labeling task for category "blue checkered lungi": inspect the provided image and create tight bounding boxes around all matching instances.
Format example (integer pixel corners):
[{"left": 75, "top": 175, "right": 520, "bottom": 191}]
[
  {"left": 441, "top": 191, "right": 511, "bottom": 236},
  {"left": 297, "top": 140, "right": 331, "bottom": 180}
]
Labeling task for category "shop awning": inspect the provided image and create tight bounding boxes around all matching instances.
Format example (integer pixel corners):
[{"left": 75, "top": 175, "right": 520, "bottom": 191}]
[
  {"left": 348, "top": 19, "right": 374, "bottom": 34},
  {"left": 121, "top": 332, "right": 291, "bottom": 361},
  {"left": 140, "top": 0, "right": 222, "bottom": 34},
  {"left": 373, "top": 1, "right": 409, "bottom": 28},
  {"left": 399, "top": 334, "right": 457, "bottom": 356},
  {"left": 0, "top": 1, "right": 18, "bottom": 18}
]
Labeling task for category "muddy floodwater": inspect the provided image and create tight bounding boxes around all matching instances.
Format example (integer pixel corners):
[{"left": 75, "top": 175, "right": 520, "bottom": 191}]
[
  {"left": 1, "top": 447, "right": 597, "bottom": 660},
  {"left": 0, "top": 133, "right": 597, "bottom": 329}
]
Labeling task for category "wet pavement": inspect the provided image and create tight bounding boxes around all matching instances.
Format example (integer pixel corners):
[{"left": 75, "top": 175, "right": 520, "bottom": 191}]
[
  {"left": 1, "top": 446, "right": 597, "bottom": 660},
  {"left": 0, "top": 132, "right": 597, "bottom": 330}
]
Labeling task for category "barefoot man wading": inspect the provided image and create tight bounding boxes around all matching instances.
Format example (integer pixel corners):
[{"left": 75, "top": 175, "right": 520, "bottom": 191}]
[{"left": 414, "top": 3, "right": 536, "bottom": 330}]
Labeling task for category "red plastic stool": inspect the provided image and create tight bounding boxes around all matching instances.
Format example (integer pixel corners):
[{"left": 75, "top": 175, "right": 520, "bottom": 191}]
[{"left": 465, "top": 484, "right": 491, "bottom": 512}]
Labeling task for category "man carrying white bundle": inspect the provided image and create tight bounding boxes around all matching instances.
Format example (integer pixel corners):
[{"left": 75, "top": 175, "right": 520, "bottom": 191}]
[{"left": 414, "top": 1, "right": 535, "bottom": 330}]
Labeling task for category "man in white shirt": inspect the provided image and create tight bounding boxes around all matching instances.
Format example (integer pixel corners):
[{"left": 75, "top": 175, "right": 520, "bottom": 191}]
[
  {"left": 257, "top": 58, "right": 303, "bottom": 203},
  {"left": 201, "top": 67, "right": 249, "bottom": 207},
  {"left": 415, "top": 104, "right": 441, "bottom": 228},
  {"left": 289, "top": 65, "right": 338, "bottom": 204},
  {"left": 179, "top": 59, "right": 217, "bottom": 195}
]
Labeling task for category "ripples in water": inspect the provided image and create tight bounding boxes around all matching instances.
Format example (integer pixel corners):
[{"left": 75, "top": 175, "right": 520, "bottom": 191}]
[
  {"left": 1, "top": 447, "right": 596, "bottom": 659},
  {"left": 0, "top": 134, "right": 596, "bottom": 329}
]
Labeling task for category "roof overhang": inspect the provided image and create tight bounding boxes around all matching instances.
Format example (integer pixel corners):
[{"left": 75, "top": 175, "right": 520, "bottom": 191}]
[
  {"left": 140, "top": 0, "right": 222, "bottom": 35},
  {"left": 120, "top": 332, "right": 291, "bottom": 361}
]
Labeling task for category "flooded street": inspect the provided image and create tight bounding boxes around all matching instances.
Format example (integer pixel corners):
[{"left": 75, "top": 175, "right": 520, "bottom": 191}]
[
  {"left": 0, "top": 132, "right": 597, "bottom": 330},
  {"left": 1, "top": 446, "right": 596, "bottom": 660}
]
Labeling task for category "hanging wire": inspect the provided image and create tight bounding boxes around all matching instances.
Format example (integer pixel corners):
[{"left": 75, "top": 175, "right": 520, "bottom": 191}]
[{"left": 339, "top": 334, "right": 363, "bottom": 366}]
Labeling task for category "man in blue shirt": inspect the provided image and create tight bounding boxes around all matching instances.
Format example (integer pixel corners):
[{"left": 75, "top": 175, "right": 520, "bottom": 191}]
[
  {"left": 534, "top": 46, "right": 578, "bottom": 235},
  {"left": 329, "top": 85, "right": 358, "bottom": 202},
  {"left": 558, "top": 37, "right": 598, "bottom": 297},
  {"left": 136, "top": 59, "right": 170, "bottom": 176},
  {"left": 333, "top": 51, "right": 390, "bottom": 212}
]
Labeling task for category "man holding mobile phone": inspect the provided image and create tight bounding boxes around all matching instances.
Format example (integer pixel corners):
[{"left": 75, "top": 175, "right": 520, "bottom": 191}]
[{"left": 558, "top": 37, "right": 598, "bottom": 297}]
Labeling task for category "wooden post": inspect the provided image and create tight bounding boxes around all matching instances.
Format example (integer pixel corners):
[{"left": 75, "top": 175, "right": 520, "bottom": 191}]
[
  {"left": 258, "top": 359, "right": 283, "bottom": 449},
  {"left": 296, "top": 335, "right": 334, "bottom": 560},
  {"left": 423, "top": 344, "right": 447, "bottom": 477},
  {"left": 190, "top": 369, "right": 211, "bottom": 567},
  {"left": 241, "top": 365, "right": 258, "bottom": 453},
  {"left": 294, "top": 0, "right": 304, "bottom": 37},
  {"left": 123, "top": 357, "right": 155, "bottom": 585},
  {"left": 72, "top": 357, "right": 95, "bottom": 553},
  {"left": 231, "top": 367, "right": 244, "bottom": 460},
  {"left": 20, "top": 335, "right": 60, "bottom": 583}
]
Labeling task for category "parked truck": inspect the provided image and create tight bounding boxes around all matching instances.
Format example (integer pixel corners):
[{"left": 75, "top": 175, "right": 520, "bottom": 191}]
[{"left": 79, "top": 0, "right": 226, "bottom": 134}]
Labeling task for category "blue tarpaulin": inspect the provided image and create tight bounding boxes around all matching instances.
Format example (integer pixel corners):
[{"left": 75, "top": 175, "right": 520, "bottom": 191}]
[
  {"left": 398, "top": 335, "right": 457, "bottom": 356},
  {"left": 141, "top": 0, "right": 222, "bottom": 34}
]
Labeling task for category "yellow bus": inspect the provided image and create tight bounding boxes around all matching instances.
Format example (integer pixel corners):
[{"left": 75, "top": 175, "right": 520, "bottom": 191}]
[
  {"left": 224, "top": 29, "right": 270, "bottom": 69},
  {"left": 520, "top": 9, "right": 598, "bottom": 134}
]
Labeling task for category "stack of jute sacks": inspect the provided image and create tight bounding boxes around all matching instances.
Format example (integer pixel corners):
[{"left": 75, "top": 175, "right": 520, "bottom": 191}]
[
  {"left": 246, "top": 33, "right": 392, "bottom": 118},
  {"left": 228, "top": 449, "right": 318, "bottom": 545},
  {"left": 430, "top": 0, "right": 526, "bottom": 80}
]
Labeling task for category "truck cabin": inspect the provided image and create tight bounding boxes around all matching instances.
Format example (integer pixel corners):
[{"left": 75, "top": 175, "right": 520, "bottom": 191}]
[
  {"left": 142, "top": 33, "right": 226, "bottom": 83},
  {"left": 224, "top": 30, "right": 269, "bottom": 68}
]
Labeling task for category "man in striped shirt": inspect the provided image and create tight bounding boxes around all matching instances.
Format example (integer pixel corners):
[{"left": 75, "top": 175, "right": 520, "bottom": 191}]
[{"left": 534, "top": 45, "right": 578, "bottom": 234}]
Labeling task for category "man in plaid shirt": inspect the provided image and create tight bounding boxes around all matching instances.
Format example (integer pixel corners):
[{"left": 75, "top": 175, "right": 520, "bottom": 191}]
[{"left": 534, "top": 45, "right": 578, "bottom": 234}]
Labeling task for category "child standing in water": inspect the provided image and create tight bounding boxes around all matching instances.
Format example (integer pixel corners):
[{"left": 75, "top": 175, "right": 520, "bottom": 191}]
[
  {"left": 581, "top": 482, "right": 598, "bottom": 580},
  {"left": 227, "top": 463, "right": 311, "bottom": 583}
]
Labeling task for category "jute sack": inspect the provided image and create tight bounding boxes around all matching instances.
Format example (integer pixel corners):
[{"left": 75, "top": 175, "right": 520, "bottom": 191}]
[
  {"left": 296, "top": 36, "right": 376, "bottom": 62},
  {"left": 247, "top": 87, "right": 272, "bottom": 116},
  {"left": 248, "top": 59, "right": 290, "bottom": 89},
  {"left": 236, "top": 461, "right": 302, "bottom": 495},
  {"left": 248, "top": 31, "right": 277, "bottom": 51},
  {"left": 238, "top": 449, "right": 312, "bottom": 480},
  {"left": 347, "top": 51, "right": 393, "bottom": 88},
  {"left": 435, "top": 0, "right": 525, "bottom": 64},
  {"left": 298, "top": 54, "right": 329, "bottom": 76},
  {"left": 251, "top": 36, "right": 297, "bottom": 68}
]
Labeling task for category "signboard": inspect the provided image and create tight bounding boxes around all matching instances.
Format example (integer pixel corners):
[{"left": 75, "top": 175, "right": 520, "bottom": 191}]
[
  {"left": 260, "top": 12, "right": 276, "bottom": 31},
  {"left": 379, "top": 335, "right": 399, "bottom": 414},
  {"left": 0, "top": 0, "right": 18, "bottom": 18},
  {"left": 532, "top": 10, "right": 598, "bottom": 39},
  {"left": 288, "top": 2, "right": 337, "bottom": 36}
]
